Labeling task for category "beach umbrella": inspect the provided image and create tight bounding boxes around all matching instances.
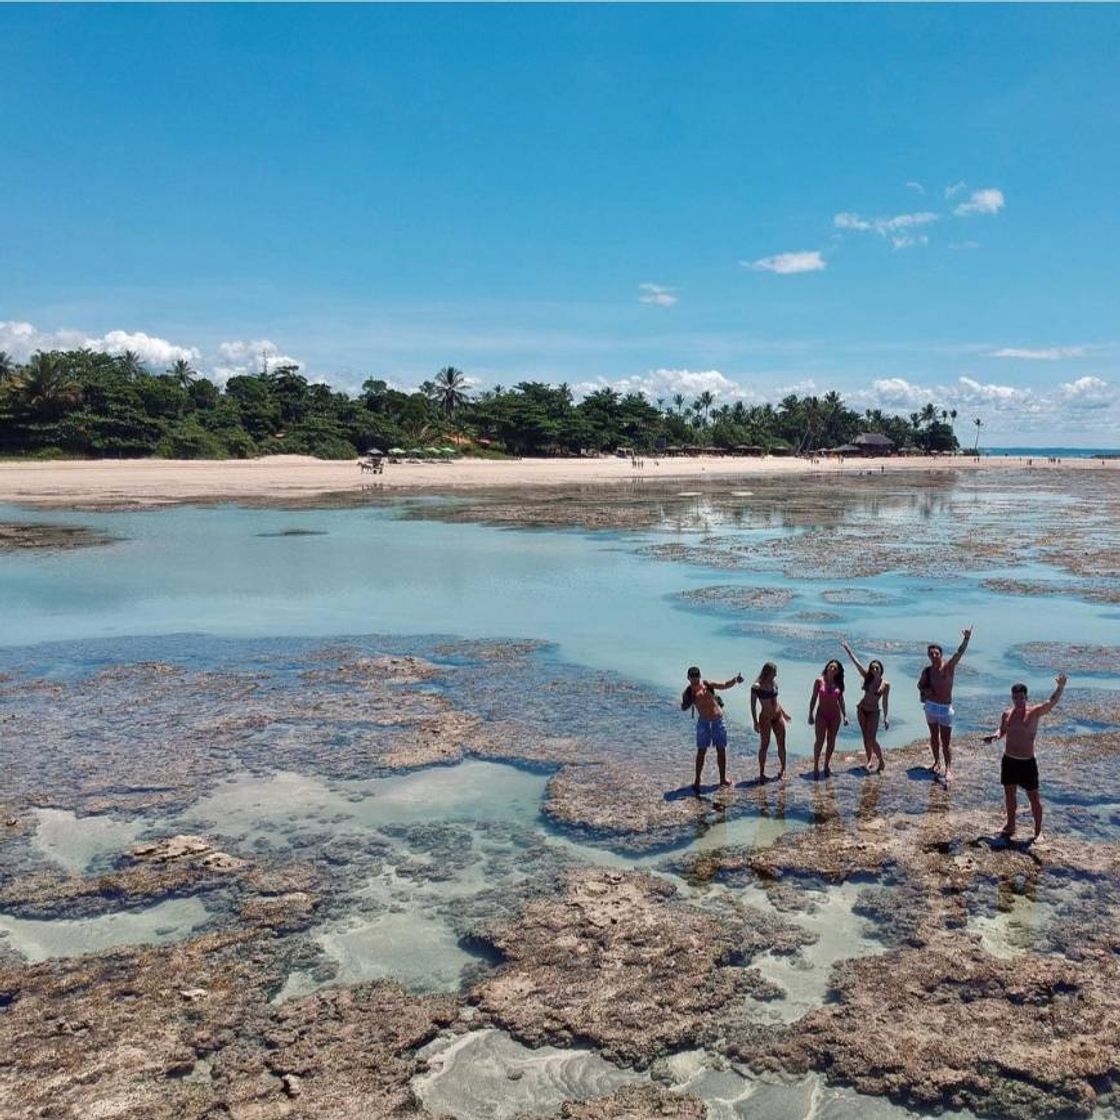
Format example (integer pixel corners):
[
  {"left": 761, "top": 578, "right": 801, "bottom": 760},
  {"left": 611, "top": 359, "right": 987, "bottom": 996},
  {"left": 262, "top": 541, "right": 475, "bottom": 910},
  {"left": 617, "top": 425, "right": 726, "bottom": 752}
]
[
  {"left": 363, "top": 447, "right": 384, "bottom": 456},
  {"left": 424, "top": 446, "right": 442, "bottom": 455},
  {"left": 437, "top": 447, "right": 456, "bottom": 456},
  {"left": 387, "top": 447, "right": 407, "bottom": 456}
]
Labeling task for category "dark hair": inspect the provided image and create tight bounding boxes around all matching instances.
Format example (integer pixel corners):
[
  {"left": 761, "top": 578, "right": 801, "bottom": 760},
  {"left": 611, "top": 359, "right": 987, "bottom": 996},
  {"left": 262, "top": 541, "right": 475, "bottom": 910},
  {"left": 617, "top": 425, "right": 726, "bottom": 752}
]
[
  {"left": 928, "top": 644, "right": 943, "bottom": 657},
  {"left": 687, "top": 666, "right": 701, "bottom": 678},
  {"left": 759, "top": 661, "right": 777, "bottom": 679},
  {"left": 868, "top": 659, "right": 884, "bottom": 677},
  {"left": 822, "top": 659, "right": 846, "bottom": 693},
  {"left": 1012, "top": 682, "right": 1028, "bottom": 695}
]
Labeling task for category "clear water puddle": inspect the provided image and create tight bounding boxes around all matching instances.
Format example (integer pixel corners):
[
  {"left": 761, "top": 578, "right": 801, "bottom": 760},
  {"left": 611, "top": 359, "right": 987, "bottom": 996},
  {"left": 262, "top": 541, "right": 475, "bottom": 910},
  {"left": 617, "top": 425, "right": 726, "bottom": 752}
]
[
  {"left": 29, "top": 807, "right": 147, "bottom": 874},
  {"left": 0, "top": 897, "right": 211, "bottom": 963}
]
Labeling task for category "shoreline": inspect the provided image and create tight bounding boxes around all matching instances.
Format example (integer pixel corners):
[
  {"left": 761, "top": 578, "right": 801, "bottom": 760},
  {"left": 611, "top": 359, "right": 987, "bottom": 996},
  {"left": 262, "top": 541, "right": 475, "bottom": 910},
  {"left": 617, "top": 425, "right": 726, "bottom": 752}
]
[{"left": 0, "top": 452, "right": 1114, "bottom": 510}]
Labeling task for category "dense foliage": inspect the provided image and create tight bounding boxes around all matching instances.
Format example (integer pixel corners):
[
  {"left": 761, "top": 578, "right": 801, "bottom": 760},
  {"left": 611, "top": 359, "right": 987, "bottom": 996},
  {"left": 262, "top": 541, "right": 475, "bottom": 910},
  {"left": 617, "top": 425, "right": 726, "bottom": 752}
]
[{"left": 0, "top": 348, "right": 960, "bottom": 459}]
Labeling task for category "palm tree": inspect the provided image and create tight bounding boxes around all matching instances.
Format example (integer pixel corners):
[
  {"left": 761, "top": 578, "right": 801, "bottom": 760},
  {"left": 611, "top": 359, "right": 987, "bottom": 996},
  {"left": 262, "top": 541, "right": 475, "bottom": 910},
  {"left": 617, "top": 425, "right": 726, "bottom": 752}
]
[
  {"left": 696, "top": 390, "right": 716, "bottom": 424},
  {"left": 973, "top": 416, "right": 983, "bottom": 452},
  {"left": 119, "top": 349, "right": 145, "bottom": 377},
  {"left": 672, "top": 393, "right": 685, "bottom": 416},
  {"left": 432, "top": 366, "right": 470, "bottom": 419},
  {"left": 11, "top": 352, "right": 81, "bottom": 416},
  {"left": 919, "top": 402, "right": 938, "bottom": 427},
  {"left": 0, "top": 350, "right": 16, "bottom": 382},
  {"left": 169, "top": 358, "right": 197, "bottom": 388}
]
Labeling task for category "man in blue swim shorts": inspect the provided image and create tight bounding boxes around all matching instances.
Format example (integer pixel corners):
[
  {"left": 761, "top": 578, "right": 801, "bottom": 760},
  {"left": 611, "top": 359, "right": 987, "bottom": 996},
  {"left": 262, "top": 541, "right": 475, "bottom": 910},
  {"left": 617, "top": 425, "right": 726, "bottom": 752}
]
[
  {"left": 917, "top": 626, "right": 972, "bottom": 784},
  {"left": 681, "top": 665, "right": 743, "bottom": 794}
]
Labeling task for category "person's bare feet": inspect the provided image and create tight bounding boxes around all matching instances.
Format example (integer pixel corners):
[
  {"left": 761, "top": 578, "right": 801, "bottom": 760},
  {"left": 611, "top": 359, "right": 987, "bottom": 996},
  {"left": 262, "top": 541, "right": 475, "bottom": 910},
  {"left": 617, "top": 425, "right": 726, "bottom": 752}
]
[
  {"left": 999, "top": 825, "right": 1016, "bottom": 839},
  {"left": 1031, "top": 831, "right": 1044, "bottom": 845},
  {"left": 813, "top": 768, "right": 820, "bottom": 780},
  {"left": 692, "top": 781, "right": 702, "bottom": 795},
  {"left": 943, "top": 768, "right": 953, "bottom": 785},
  {"left": 823, "top": 766, "right": 832, "bottom": 778},
  {"left": 719, "top": 779, "right": 732, "bottom": 787}
]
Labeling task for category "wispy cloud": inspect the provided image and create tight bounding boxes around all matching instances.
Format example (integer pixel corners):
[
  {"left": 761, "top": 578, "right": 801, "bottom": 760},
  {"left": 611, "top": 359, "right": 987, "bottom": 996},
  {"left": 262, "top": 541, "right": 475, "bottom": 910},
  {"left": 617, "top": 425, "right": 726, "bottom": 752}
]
[
  {"left": 905, "top": 180, "right": 926, "bottom": 194},
  {"left": 948, "top": 240, "right": 980, "bottom": 251},
  {"left": 987, "top": 346, "right": 1086, "bottom": 360},
  {"left": 637, "top": 282, "right": 678, "bottom": 307},
  {"left": 743, "top": 250, "right": 826, "bottom": 275},
  {"left": 944, "top": 181, "right": 967, "bottom": 199},
  {"left": 953, "top": 188, "right": 1005, "bottom": 217},
  {"left": 833, "top": 210, "right": 939, "bottom": 249}
]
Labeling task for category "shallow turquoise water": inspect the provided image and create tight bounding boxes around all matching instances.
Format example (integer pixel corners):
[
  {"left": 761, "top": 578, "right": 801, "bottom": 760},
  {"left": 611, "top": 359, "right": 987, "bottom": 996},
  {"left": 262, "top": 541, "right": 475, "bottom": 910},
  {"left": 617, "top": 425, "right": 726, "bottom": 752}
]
[
  {"left": 1, "top": 496, "right": 1115, "bottom": 751},
  {"left": 4, "top": 499, "right": 1115, "bottom": 752}
]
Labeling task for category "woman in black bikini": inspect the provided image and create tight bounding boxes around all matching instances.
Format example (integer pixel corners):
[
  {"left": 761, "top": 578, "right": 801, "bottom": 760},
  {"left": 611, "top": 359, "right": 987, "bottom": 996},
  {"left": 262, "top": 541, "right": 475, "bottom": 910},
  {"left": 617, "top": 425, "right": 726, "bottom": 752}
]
[
  {"left": 841, "top": 641, "right": 889, "bottom": 773},
  {"left": 750, "top": 661, "right": 792, "bottom": 782}
]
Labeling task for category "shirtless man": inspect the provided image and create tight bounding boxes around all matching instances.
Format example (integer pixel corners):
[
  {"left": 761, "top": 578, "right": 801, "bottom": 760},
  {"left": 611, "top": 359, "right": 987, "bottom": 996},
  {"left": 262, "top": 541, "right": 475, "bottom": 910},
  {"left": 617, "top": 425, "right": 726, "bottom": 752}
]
[
  {"left": 983, "top": 673, "right": 1067, "bottom": 841},
  {"left": 917, "top": 626, "right": 972, "bottom": 784},
  {"left": 681, "top": 666, "right": 743, "bottom": 794}
]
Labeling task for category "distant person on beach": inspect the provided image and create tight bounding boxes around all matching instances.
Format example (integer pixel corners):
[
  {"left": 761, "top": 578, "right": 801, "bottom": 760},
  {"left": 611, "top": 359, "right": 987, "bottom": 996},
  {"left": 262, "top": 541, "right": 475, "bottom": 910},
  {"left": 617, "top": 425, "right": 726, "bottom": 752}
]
[
  {"left": 918, "top": 627, "right": 972, "bottom": 784},
  {"left": 982, "top": 673, "right": 1067, "bottom": 841},
  {"left": 808, "top": 659, "right": 847, "bottom": 778},
  {"left": 681, "top": 666, "right": 743, "bottom": 793},
  {"left": 750, "top": 661, "right": 792, "bottom": 782},
  {"left": 841, "top": 641, "right": 889, "bottom": 773}
]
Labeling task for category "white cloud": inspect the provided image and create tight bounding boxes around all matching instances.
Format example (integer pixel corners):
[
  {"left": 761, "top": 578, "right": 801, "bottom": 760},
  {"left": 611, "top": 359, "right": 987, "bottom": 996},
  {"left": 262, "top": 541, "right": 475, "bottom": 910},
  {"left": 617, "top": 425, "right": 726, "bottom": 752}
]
[
  {"left": 1058, "top": 376, "right": 1112, "bottom": 410},
  {"left": 905, "top": 180, "right": 926, "bottom": 194},
  {"left": 0, "top": 320, "right": 199, "bottom": 367},
  {"left": 987, "top": 346, "right": 1086, "bottom": 361},
  {"left": 953, "top": 188, "right": 1004, "bottom": 217},
  {"left": 744, "top": 250, "right": 826, "bottom": 275},
  {"left": 948, "top": 240, "right": 980, "bottom": 251},
  {"left": 212, "top": 338, "right": 303, "bottom": 384},
  {"left": 944, "top": 181, "right": 967, "bottom": 199},
  {"left": 638, "top": 283, "right": 678, "bottom": 307},
  {"left": 833, "top": 210, "right": 939, "bottom": 248},
  {"left": 573, "top": 368, "right": 751, "bottom": 403}
]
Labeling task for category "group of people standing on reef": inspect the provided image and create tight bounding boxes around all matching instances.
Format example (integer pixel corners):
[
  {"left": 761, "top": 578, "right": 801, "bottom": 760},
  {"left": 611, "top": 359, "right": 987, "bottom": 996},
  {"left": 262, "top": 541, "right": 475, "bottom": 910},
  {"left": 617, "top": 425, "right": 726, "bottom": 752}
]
[{"left": 682, "top": 624, "right": 1069, "bottom": 842}]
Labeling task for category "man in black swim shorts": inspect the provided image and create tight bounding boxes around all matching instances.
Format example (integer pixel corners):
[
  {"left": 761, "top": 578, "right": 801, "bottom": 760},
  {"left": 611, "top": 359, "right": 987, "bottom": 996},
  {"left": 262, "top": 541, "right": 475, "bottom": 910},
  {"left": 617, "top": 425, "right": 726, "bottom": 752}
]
[{"left": 982, "top": 673, "right": 1067, "bottom": 841}]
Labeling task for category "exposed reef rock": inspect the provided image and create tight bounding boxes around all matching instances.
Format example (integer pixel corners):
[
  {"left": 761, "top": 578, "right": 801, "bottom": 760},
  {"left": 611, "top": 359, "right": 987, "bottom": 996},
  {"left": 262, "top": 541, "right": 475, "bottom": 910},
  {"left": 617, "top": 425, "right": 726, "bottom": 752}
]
[
  {"left": 734, "top": 937, "right": 1120, "bottom": 1119},
  {"left": 469, "top": 869, "right": 783, "bottom": 1067},
  {"left": 543, "top": 1084, "right": 707, "bottom": 1119},
  {"left": 0, "top": 923, "right": 457, "bottom": 1118},
  {"left": 1009, "top": 642, "right": 1119, "bottom": 675},
  {"left": 677, "top": 585, "right": 795, "bottom": 613},
  {"left": 0, "top": 521, "right": 117, "bottom": 552}
]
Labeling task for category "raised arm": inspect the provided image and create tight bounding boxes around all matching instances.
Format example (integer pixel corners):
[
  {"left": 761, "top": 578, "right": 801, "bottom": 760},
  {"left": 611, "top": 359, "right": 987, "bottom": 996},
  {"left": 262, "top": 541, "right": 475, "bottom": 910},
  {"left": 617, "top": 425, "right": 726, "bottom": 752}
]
[
  {"left": 713, "top": 673, "right": 744, "bottom": 690},
  {"left": 982, "top": 709, "right": 1010, "bottom": 744},
  {"left": 947, "top": 625, "right": 973, "bottom": 669},
  {"left": 840, "top": 641, "right": 867, "bottom": 678},
  {"left": 1034, "top": 673, "right": 1067, "bottom": 717}
]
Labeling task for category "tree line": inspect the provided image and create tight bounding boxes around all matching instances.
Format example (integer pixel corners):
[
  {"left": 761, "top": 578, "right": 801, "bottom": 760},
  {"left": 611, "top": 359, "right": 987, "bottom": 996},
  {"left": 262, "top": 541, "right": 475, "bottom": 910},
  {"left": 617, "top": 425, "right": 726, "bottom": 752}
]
[{"left": 0, "top": 348, "right": 961, "bottom": 459}]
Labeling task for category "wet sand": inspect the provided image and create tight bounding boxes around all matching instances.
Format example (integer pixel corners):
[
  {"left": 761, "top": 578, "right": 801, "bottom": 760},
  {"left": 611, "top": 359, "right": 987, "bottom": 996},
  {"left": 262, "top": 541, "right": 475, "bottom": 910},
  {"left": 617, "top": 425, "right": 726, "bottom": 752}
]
[{"left": 0, "top": 451, "right": 1112, "bottom": 509}]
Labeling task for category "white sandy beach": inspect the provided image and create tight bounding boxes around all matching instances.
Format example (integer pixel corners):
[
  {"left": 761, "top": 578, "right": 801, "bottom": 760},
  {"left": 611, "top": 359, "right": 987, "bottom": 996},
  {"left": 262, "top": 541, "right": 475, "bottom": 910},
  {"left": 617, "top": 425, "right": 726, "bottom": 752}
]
[{"left": 0, "top": 452, "right": 1111, "bottom": 508}]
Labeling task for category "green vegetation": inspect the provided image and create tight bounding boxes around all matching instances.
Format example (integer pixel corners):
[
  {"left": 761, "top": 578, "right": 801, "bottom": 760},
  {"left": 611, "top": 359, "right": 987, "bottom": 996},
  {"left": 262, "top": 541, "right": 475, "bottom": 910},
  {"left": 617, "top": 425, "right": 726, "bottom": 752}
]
[{"left": 0, "top": 348, "right": 959, "bottom": 459}]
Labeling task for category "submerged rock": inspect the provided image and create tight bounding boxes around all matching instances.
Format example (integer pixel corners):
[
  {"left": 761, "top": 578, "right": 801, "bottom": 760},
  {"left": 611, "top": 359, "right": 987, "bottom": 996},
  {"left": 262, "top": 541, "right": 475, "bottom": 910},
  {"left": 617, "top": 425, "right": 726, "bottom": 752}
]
[{"left": 0, "top": 521, "right": 117, "bottom": 552}]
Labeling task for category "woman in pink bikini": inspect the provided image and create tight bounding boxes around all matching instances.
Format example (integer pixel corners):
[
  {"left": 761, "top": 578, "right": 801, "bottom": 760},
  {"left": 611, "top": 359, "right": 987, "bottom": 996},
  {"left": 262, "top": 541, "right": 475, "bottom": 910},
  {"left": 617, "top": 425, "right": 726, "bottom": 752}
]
[{"left": 808, "top": 659, "right": 848, "bottom": 778}]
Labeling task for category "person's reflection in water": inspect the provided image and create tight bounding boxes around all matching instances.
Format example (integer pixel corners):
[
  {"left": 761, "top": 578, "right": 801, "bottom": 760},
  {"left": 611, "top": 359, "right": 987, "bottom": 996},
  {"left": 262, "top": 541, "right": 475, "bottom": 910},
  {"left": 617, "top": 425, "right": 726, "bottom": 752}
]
[
  {"left": 751, "top": 775, "right": 788, "bottom": 823},
  {"left": 811, "top": 775, "right": 840, "bottom": 826},
  {"left": 857, "top": 771, "right": 882, "bottom": 823}
]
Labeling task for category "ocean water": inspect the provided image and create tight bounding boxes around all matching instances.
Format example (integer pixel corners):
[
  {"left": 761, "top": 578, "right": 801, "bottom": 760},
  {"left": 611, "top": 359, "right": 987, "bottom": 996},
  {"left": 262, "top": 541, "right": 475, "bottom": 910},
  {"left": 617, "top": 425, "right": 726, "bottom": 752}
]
[{"left": 1, "top": 494, "right": 1115, "bottom": 752}]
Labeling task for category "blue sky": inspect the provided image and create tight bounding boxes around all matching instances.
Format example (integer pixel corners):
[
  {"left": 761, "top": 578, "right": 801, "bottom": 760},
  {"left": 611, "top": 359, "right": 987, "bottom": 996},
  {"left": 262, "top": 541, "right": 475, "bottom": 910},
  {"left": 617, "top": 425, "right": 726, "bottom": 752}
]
[{"left": 2, "top": 4, "right": 1118, "bottom": 443}]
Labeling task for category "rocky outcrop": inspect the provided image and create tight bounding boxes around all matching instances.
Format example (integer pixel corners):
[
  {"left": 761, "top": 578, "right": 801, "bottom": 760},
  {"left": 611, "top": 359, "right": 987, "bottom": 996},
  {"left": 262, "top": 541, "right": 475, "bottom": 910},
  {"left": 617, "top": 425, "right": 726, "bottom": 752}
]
[{"left": 469, "top": 869, "right": 783, "bottom": 1067}]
